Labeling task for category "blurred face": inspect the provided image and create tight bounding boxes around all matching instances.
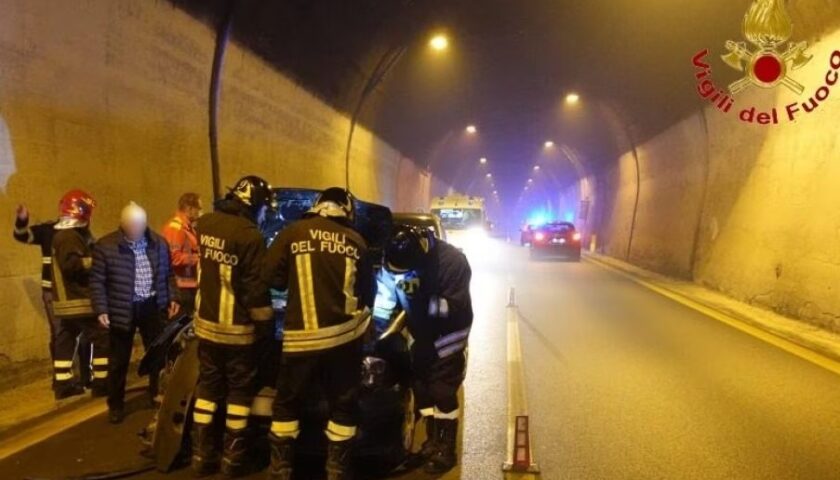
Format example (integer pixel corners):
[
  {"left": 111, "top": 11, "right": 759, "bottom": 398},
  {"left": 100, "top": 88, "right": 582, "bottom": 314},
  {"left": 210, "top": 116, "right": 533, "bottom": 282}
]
[{"left": 122, "top": 217, "right": 146, "bottom": 242}]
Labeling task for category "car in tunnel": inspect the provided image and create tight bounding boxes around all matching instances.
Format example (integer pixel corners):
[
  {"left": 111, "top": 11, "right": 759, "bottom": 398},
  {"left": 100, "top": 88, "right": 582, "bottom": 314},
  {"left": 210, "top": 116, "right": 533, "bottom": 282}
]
[
  {"left": 141, "top": 188, "right": 419, "bottom": 476},
  {"left": 529, "top": 221, "right": 582, "bottom": 261}
]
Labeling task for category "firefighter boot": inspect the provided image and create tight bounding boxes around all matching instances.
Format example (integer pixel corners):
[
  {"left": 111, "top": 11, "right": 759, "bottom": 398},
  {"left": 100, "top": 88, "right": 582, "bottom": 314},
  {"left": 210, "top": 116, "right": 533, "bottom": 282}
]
[
  {"left": 267, "top": 434, "right": 294, "bottom": 480},
  {"left": 191, "top": 423, "right": 221, "bottom": 477},
  {"left": 221, "top": 428, "right": 249, "bottom": 477},
  {"left": 326, "top": 439, "right": 354, "bottom": 480},
  {"left": 424, "top": 419, "right": 458, "bottom": 474},
  {"left": 418, "top": 416, "right": 437, "bottom": 459}
]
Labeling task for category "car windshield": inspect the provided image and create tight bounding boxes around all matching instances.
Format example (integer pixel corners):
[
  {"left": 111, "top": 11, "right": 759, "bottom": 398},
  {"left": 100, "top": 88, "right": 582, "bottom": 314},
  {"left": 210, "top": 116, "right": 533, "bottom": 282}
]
[
  {"left": 540, "top": 223, "right": 575, "bottom": 233},
  {"left": 394, "top": 216, "right": 440, "bottom": 238},
  {"left": 432, "top": 208, "right": 484, "bottom": 230}
]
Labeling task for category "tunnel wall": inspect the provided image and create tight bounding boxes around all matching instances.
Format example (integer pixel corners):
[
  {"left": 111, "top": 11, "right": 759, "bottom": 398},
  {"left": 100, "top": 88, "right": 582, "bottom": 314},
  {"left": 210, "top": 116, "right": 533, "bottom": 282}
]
[
  {"left": 0, "top": 0, "right": 434, "bottom": 363},
  {"left": 585, "top": 25, "right": 840, "bottom": 332}
]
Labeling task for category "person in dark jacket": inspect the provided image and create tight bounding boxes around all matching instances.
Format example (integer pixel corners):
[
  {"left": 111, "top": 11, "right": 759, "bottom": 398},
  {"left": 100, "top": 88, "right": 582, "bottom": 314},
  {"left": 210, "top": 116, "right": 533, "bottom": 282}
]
[
  {"left": 90, "top": 202, "right": 178, "bottom": 424},
  {"left": 13, "top": 203, "right": 92, "bottom": 394},
  {"left": 51, "top": 190, "right": 110, "bottom": 400},
  {"left": 262, "top": 187, "right": 374, "bottom": 480},
  {"left": 373, "top": 225, "right": 473, "bottom": 474},
  {"left": 190, "top": 176, "right": 274, "bottom": 478}
]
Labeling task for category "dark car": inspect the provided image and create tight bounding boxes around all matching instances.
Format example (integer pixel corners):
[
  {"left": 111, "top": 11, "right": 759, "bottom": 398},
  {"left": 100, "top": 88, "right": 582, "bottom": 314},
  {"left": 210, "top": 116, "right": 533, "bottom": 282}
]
[
  {"left": 142, "top": 189, "right": 417, "bottom": 477},
  {"left": 529, "top": 222, "right": 582, "bottom": 261},
  {"left": 392, "top": 212, "right": 446, "bottom": 241}
]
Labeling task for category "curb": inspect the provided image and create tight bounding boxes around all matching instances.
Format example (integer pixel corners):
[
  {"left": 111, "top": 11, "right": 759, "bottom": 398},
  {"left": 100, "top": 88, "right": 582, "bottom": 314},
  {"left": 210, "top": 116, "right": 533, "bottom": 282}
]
[{"left": 584, "top": 253, "right": 840, "bottom": 369}]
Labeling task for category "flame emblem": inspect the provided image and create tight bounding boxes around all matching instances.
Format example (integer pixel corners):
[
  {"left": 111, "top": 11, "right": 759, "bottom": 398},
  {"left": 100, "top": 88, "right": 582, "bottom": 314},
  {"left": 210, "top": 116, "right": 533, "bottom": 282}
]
[{"left": 721, "top": 0, "right": 812, "bottom": 94}]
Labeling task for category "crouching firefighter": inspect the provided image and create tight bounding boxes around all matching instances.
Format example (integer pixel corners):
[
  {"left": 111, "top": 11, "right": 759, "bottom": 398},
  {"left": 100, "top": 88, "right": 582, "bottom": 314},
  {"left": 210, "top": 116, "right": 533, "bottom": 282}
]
[
  {"left": 262, "top": 187, "right": 374, "bottom": 480},
  {"left": 374, "top": 225, "right": 473, "bottom": 474},
  {"left": 190, "top": 176, "right": 275, "bottom": 477}
]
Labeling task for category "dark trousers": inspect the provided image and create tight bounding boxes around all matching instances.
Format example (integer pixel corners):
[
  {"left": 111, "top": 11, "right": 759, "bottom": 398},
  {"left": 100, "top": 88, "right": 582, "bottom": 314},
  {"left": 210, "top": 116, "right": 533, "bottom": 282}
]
[
  {"left": 42, "top": 291, "right": 92, "bottom": 387},
  {"left": 107, "top": 298, "right": 163, "bottom": 409},
  {"left": 193, "top": 340, "right": 257, "bottom": 432},
  {"left": 53, "top": 315, "right": 109, "bottom": 393},
  {"left": 271, "top": 340, "right": 362, "bottom": 440},
  {"left": 412, "top": 347, "right": 466, "bottom": 415}
]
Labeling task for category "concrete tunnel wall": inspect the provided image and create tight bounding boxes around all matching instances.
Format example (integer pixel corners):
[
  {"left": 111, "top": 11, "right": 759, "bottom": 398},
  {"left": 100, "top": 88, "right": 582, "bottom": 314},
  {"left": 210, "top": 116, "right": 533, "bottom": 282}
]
[
  {"left": 566, "top": 23, "right": 840, "bottom": 333},
  {"left": 0, "top": 0, "right": 436, "bottom": 363}
]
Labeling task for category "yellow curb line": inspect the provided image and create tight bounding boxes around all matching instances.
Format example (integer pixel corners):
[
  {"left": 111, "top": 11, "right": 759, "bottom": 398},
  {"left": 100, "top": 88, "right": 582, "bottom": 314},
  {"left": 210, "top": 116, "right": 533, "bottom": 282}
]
[{"left": 585, "top": 256, "right": 840, "bottom": 377}]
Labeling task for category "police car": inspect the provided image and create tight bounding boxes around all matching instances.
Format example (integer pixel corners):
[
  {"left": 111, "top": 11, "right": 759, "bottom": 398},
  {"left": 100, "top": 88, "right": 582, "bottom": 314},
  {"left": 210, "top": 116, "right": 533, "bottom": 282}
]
[{"left": 142, "top": 189, "right": 419, "bottom": 476}]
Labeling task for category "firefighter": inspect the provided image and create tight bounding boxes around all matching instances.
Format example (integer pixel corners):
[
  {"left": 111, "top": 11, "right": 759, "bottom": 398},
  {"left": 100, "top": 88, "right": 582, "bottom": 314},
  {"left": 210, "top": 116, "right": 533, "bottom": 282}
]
[
  {"left": 373, "top": 225, "right": 473, "bottom": 474},
  {"left": 162, "top": 193, "right": 202, "bottom": 315},
  {"left": 50, "top": 190, "right": 110, "bottom": 399},
  {"left": 262, "top": 187, "right": 374, "bottom": 480},
  {"left": 13, "top": 203, "right": 95, "bottom": 397},
  {"left": 191, "top": 176, "right": 275, "bottom": 478}
]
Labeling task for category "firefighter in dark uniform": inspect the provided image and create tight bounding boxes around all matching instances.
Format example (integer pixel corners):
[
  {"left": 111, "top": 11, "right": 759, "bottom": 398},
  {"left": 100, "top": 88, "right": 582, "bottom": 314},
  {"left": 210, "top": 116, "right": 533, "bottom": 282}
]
[
  {"left": 373, "top": 225, "right": 473, "bottom": 474},
  {"left": 50, "top": 190, "right": 110, "bottom": 399},
  {"left": 191, "top": 176, "right": 275, "bottom": 478},
  {"left": 262, "top": 187, "right": 374, "bottom": 480},
  {"left": 13, "top": 203, "right": 93, "bottom": 398}
]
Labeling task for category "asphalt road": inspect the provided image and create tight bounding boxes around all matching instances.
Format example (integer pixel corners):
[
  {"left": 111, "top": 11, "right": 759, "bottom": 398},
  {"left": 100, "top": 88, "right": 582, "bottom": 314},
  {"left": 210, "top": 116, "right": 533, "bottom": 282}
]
[{"left": 4, "top": 240, "right": 840, "bottom": 479}]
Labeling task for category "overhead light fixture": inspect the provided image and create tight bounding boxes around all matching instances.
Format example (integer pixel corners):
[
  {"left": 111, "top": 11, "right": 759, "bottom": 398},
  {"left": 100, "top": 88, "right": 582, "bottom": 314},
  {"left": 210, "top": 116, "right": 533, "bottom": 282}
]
[
  {"left": 533, "top": 165, "right": 541, "bottom": 171},
  {"left": 430, "top": 34, "right": 449, "bottom": 52},
  {"left": 466, "top": 125, "right": 477, "bottom": 134},
  {"left": 486, "top": 173, "right": 492, "bottom": 178},
  {"left": 544, "top": 140, "right": 554, "bottom": 148},
  {"left": 479, "top": 157, "right": 487, "bottom": 164},
  {"left": 565, "top": 92, "right": 580, "bottom": 105}
]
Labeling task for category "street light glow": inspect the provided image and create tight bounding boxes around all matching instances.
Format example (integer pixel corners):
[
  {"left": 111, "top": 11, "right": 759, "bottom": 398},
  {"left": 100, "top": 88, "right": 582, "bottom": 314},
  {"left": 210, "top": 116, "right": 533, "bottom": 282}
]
[
  {"left": 544, "top": 140, "right": 555, "bottom": 148},
  {"left": 466, "top": 125, "right": 477, "bottom": 134},
  {"left": 486, "top": 173, "right": 492, "bottom": 178},
  {"left": 533, "top": 165, "right": 541, "bottom": 171},
  {"left": 565, "top": 92, "right": 580, "bottom": 105},
  {"left": 429, "top": 34, "right": 449, "bottom": 51},
  {"left": 527, "top": 178, "right": 533, "bottom": 183},
  {"left": 479, "top": 157, "right": 487, "bottom": 164}
]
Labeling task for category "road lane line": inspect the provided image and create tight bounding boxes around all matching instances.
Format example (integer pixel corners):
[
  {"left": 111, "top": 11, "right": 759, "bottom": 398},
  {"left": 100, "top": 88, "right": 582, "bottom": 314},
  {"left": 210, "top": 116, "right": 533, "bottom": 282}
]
[
  {"left": 503, "top": 287, "right": 541, "bottom": 479},
  {"left": 585, "top": 256, "right": 840, "bottom": 377}
]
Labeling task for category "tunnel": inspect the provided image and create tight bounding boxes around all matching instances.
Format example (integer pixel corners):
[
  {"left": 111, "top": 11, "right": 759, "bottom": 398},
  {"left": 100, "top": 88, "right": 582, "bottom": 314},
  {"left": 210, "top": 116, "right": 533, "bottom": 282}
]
[{"left": 1, "top": 1, "right": 840, "bottom": 479}]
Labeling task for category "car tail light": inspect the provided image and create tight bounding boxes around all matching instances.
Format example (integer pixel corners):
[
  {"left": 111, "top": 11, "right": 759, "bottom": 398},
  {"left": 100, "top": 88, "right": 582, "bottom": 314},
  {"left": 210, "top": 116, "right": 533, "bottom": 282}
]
[
  {"left": 534, "top": 232, "right": 545, "bottom": 242},
  {"left": 572, "top": 232, "right": 581, "bottom": 241}
]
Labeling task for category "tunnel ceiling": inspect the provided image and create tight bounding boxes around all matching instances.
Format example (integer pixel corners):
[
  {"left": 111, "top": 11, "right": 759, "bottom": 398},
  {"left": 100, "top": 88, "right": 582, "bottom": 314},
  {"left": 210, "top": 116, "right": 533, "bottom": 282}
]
[{"left": 169, "top": 0, "right": 836, "bottom": 202}]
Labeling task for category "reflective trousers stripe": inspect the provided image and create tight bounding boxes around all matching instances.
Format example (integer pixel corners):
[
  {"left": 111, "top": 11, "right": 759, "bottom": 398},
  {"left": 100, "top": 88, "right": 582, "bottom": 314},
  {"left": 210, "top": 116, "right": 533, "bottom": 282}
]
[
  {"left": 271, "top": 420, "right": 300, "bottom": 439},
  {"left": 325, "top": 421, "right": 357, "bottom": 442},
  {"left": 195, "top": 399, "right": 218, "bottom": 412},
  {"left": 54, "top": 360, "right": 74, "bottom": 369},
  {"left": 420, "top": 407, "right": 435, "bottom": 418},
  {"left": 193, "top": 412, "right": 213, "bottom": 425},
  {"left": 434, "top": 407, "right": 460, "bottom": 420},
  {"left": 55, "top": 372, "right": 73, "bottom": 381},
  {"left": 92, "top": 357, "right": 109, "bottom": 366},
  {"left": 296, "top": 254, "right": 318, "bottom": 330},
  {"left": 226, "top": 417, "right": 248, "bottom": 430},
  {"left": 227, "top": 404, "right": 250, "bottom": 417},
  {"left": 93, "top": 371, "right": 108, "bottom": 379}
]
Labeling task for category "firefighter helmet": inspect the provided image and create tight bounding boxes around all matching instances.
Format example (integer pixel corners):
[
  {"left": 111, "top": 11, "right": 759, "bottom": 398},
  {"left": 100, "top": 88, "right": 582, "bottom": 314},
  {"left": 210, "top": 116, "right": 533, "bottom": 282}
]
[
  {"left": 309, "top": 187, "right": 356, "bottom": 222},
  {"left": 58, "top": 189, "right": 96, "bottom": 223},
  {"left": 228, "top": 175, "right": 277, "bottom": 213},
  {"left": 385, "top": 224, "right": 435, "bottom": 272}
]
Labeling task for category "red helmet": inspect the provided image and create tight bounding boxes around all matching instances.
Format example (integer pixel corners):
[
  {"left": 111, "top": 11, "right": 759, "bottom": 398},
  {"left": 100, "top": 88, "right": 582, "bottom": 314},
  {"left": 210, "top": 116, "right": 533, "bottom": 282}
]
[{"left": 58, "top": 189, "right": 96, "bottom": 222}]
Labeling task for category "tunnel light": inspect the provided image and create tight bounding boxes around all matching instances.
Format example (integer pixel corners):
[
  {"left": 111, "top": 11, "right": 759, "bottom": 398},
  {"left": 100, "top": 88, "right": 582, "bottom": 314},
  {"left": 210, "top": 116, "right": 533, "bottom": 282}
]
[
  {"left": 544, "top": 140, "right": 554, "bottom": 148},
  {"left": 479, "top": 157, "right": 487, "bottom": 164},
  {"left": 565, "top": 93, "right": 580, "bottom": 105},
  {"left": 533, "top": 165, "right": 540, "bottom": 171},
  {"left": 527, "top": 178, "right": 533, "bottom": 183},
  {"left": 466, "top": 125, "right": 477, "bottom": 134},
  {"left": 486, "top": 173, "right": 492, "bottom": 178},
  {"left": 430, "top": 34, "right": 450, "bottom": 52}
]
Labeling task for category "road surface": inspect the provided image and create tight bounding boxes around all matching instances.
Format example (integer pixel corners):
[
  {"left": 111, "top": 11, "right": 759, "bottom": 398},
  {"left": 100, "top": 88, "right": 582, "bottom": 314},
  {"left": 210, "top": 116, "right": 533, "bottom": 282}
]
[{"left": 4, "top": 241, "right": 840, "bottom": 479}]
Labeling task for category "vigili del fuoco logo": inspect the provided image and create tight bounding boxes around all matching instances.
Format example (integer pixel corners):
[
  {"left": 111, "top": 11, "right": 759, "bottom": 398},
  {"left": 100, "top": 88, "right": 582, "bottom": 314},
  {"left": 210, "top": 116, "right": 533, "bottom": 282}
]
[{"left": 692, "top": 0, "right": 839, "bottom": 125}]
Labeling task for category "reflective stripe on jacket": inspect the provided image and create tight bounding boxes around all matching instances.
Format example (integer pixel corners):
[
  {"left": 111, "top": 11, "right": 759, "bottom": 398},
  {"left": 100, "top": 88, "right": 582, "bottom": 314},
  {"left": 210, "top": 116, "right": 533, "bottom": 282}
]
[
  {"left": 162, "top": 213, "right": 199, "bottom": 289},
  {"left": 51, "top": 227, "right": 95, "bottom": 318}
]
